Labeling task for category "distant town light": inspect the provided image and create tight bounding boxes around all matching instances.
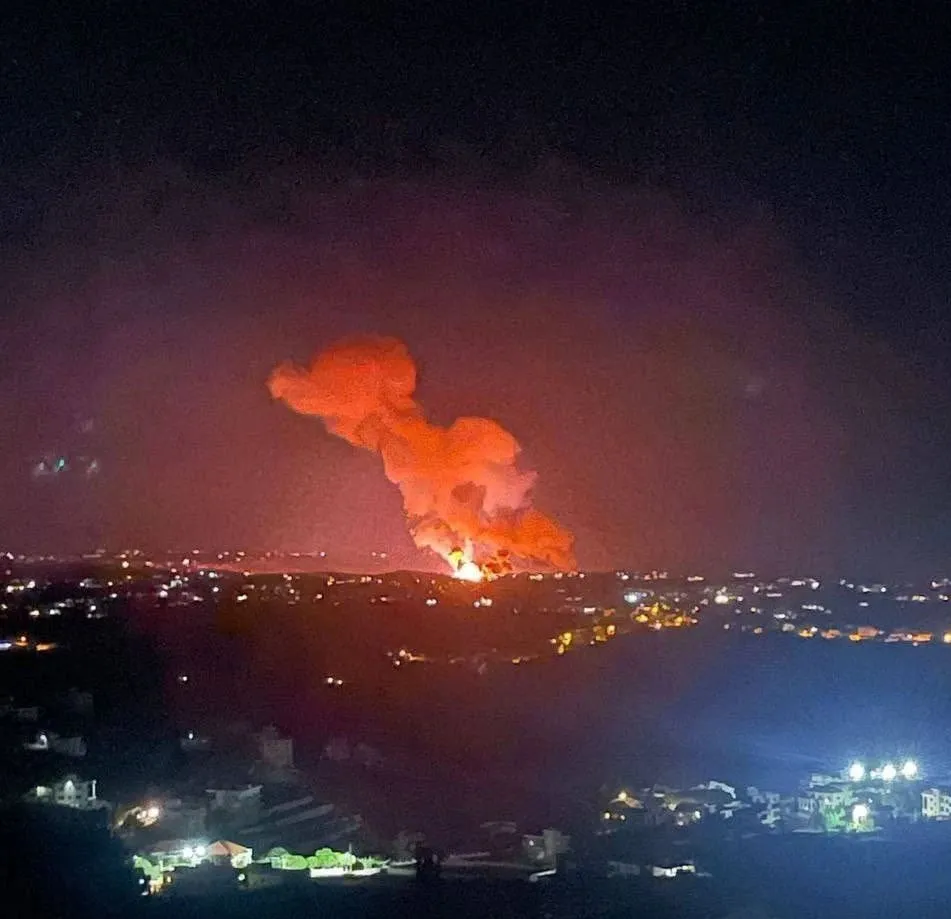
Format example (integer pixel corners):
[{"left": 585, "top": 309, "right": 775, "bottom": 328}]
[
  {"left": 848, "top": 761, "right": 866, "bottom": 782},
  {"left": 901, "top": 759, "right": 919, "bottom": 780},
  {"left": 617, "top": 790, "right": 629, "bottom": 803},
  {"left": 881, "top": 763, "right": 898, "bottom": 782},
  {"left": 145, "top": 805, "right": 160, "bottom": 820},
  {"left": 182, "top": 846, "right": 194, "bottom": 859},
  {"left": 852, "top": 803, "right": 870, "bottom": 823},
  {"left": 713, "top": 593, "right": 730, "bottom": 605},
  {"left": 195, "top": 845, "right": 207, "bottom": 858}
]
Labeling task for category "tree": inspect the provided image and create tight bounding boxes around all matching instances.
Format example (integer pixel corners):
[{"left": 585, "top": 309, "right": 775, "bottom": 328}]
[
  {"left": 820, "top": 803, "right": 847, "bottom": 832},
  {"left": 310, "top": 848, "right": 341, "bottom": 869},
  {"left": 132, "top": 855, "right": 161, "bottom": 879}
]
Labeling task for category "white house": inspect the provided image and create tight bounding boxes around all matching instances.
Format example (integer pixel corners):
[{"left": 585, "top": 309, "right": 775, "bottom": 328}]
[
  {"left": 798, "top": 784, "right": 853, "bottom": 816},
  {"left": 648, "top": 860, "right": 696, "bottom": 878},
  {"left": 921, "top": 788, "right": 951, "bottom": 819},
  {"left": 28, "top": 775, "right": 106, "bottom": 810},
  {"left": 692, "top": 780, "right": 736, "bottom": 799}
]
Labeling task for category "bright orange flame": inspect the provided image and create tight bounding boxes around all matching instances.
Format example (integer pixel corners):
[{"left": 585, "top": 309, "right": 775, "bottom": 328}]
[{"left": 453, "top": 560, "right": 484, "bottom": 583}]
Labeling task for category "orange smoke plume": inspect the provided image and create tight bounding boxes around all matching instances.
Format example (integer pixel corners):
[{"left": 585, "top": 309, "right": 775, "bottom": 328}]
[{"left": 268, "top": 336, "right": 575, "bottom": 575}]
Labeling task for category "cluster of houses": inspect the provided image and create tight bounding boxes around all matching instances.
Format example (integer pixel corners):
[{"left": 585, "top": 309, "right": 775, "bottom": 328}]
[
  {"left": 600, "top": 762, "right": 951, "bottom": 839},
  {"left": 601, "top": 780, "right": 749, "bottom": 830}
]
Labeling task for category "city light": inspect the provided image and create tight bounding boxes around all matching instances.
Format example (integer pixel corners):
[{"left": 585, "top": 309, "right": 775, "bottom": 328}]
[
  {"left": 881, "top": 763, "right": 897, "bottom": 781},
  {"left": 182, "top": 846, "right": 194, "bottom": 859},
  {"left": 848, "top": 761, "right": 866, "bottom": 782},
  {"left": 195, "top": 845, "right": 207, "bottom": 858},
  {"left": 145, "top": 805, "right": 160, "bottom": 820},
  {"left": 852, "top": 803, "right": 870, "bottom": 823},
  {"left": 902, "top": 759, "right": 919, "bottom": 780}
]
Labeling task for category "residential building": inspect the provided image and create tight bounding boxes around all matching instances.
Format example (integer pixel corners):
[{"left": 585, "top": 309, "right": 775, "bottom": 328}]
[
  {"left": 607, "top": 860, "right": 641, "bottom": 878},
  {"left": 921, "top": 788, "right": 951, "bottom": 820},
  {"left": 747, "top": 787, "right": 782, "bottom": 807},
  {"left": 798, "top": 783, "right": 853, "bottom": 816},
  {"left": 255, "top": 725, "right": 294, "bottom": 770},
  {"left": 22, "top": 730, "right": 87, "bottom": 757},
  {"left": 27, "top": 774, "right": 106, "bottom": 811},
  {"left": 648, "top": 860, "right": 696, "bottom": 878},
  {"left": 206, "top": 784, "right": 263, "bottom": 827},
  {"left": 161, "top": 797, "right": 209, "bottom": 838}
]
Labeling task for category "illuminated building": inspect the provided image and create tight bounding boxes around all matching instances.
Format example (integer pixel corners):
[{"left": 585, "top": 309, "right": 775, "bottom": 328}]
[
  {"left": 921, "top": 788, "right": 951, "bottom": 820},
  {"left": 26, "top": 774, "right": 106, "bottom": 811}
]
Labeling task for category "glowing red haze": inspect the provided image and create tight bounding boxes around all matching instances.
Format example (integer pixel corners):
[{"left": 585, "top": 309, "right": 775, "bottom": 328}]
[{"left": 268, "top": 336, "right": 576, "bottom": 577}]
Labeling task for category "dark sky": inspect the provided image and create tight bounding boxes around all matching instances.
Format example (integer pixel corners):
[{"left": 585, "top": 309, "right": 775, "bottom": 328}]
[{"left": 1, "top": 0, "right": 950, "bottom": 575}]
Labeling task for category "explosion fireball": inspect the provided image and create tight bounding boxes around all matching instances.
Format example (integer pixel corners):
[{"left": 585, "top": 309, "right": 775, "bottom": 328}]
[
  {"left": 268, "top": 336, "right": 575, "bottom": 577},
  {"left": 447, "top": 545, "right": 486, "bottom": 582}
]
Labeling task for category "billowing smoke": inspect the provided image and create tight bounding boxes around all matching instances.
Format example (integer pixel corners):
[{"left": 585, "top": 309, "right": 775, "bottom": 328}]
[{"left": 268, "top": 336, "right": 575, "bottom": 576}]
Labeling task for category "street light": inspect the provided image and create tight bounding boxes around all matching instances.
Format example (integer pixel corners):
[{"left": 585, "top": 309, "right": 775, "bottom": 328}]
[
  {"left": 848, "top": 762, "right": 865, "bottom": 782},
  {"left": 852, "top": 803, "right": 870, "bottom": 823},
  {"left": 881, "top": 763, "right": 897, "bottom": 782},
  {"left": 901, "top": 759, "right": 918, "bottom": 780}
]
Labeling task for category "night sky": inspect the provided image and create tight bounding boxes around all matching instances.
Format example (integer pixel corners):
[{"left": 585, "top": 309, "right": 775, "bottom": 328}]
[{"left": 1, "top": 1, "right": 950, "bottom": 575}]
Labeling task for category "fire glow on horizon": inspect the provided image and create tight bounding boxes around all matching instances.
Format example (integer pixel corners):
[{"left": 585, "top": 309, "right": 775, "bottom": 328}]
[{"left": 268, "top": 336, "right": 575, "bottom": 578}]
